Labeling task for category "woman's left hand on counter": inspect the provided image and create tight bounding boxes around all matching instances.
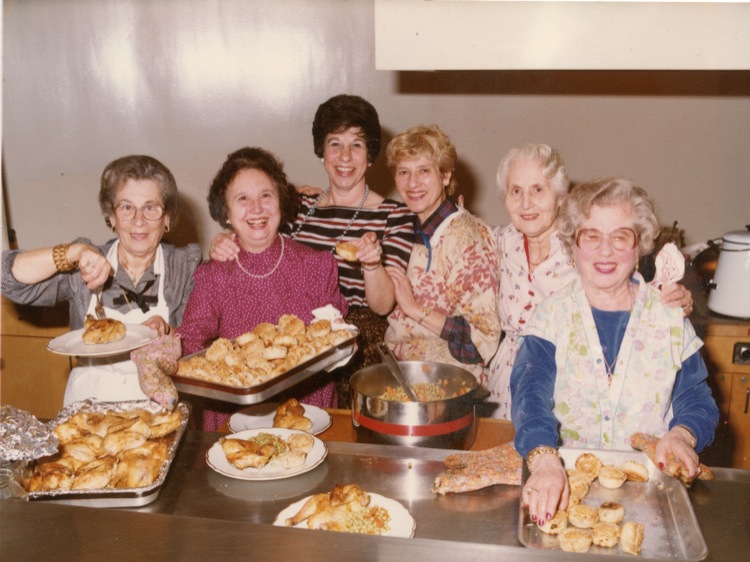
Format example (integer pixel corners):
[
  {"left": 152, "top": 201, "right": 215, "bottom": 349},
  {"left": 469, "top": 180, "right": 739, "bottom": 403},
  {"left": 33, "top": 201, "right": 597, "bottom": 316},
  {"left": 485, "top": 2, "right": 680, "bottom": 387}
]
[
  {"left": 142, "top": 315, "right": 172, "bottom": 337},
  {"left": 655, "top": 426, "right": 700, "bottom": 479},
  {"left": 522, "top": 454, "right": 569, "bottom": 527},
  {"left": 659, "top": 283, "right": 693, "bottom": 317}
]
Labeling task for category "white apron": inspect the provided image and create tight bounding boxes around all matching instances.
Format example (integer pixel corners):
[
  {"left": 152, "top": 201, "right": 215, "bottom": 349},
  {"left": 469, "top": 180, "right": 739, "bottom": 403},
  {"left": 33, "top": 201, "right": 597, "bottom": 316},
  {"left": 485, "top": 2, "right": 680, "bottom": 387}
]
[{"left": 63, "top": 243, "right": 169, "bottom": 405}]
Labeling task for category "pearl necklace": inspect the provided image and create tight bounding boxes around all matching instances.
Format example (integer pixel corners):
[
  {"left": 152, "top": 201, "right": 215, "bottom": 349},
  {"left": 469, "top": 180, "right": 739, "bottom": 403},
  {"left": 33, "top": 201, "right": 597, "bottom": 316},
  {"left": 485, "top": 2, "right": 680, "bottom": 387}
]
[
  {"left": 235, "top": 234, "right": 285, "bottom": 279},
  {"left": 291, "top": 185, "right": 370, "bottom": 253}
]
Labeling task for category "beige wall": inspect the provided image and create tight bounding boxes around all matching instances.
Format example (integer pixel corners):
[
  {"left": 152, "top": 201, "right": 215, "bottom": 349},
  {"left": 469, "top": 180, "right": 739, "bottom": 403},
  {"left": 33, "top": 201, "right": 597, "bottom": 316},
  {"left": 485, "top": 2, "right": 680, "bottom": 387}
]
[{"left": 3, "top": 0, "right": 749, "bottom": 255}]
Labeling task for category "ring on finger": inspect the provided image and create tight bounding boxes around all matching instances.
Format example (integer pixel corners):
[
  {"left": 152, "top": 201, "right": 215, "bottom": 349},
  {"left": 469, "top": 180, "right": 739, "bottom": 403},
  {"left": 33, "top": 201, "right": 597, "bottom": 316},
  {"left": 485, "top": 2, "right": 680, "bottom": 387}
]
[{"left": 524, "top": 486, "right": 538, "bottom": 495}]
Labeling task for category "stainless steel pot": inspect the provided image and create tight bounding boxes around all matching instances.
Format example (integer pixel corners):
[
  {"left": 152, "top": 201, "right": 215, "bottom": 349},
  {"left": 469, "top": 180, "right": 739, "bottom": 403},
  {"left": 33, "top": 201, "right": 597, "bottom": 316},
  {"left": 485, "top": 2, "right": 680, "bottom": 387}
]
[
  {"left": 350, "top": 361, "right": 480, "bottom": 450},
  {"left": 707, "top": 225, "right": 750, "bottom": 318}
]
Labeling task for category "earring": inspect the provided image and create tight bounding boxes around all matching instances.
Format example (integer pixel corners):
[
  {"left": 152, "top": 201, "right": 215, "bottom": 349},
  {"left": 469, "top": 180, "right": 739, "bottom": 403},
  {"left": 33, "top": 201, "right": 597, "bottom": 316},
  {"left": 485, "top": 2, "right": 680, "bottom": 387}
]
[
  {"left": 321, "top": 158, "right": 324, "bottom": 164},
  {"left": 165, "top": 224, "right": 170, "bottom": 234}
]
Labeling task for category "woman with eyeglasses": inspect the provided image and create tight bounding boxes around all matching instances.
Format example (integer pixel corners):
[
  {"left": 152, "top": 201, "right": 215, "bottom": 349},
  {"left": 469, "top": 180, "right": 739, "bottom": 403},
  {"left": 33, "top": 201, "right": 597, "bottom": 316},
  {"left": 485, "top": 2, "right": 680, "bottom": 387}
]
[
  {"left": 511, "top": 178, "right": 718, "bottom": 528},
  {"left": 487, "top": 144, "right": 692, "bottom": 420},
  {"left": 1, "top": 155, "right": 201, "bottom": 405}
]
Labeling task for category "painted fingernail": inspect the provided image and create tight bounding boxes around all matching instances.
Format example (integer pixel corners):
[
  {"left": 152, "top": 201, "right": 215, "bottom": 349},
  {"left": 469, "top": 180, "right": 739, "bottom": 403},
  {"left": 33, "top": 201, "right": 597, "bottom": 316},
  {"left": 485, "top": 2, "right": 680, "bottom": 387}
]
[
  {"left": 546, "top": 513, "right": 552, "bottom": 520},
  {"left": 537, "top": 519, "right": 545, "bottom": 527},
  {"left": 658, "top": 462, "right": 664, "bottom": 470},
  {"left": 531, "top": 514, "right": 536, "bottom": 522}
]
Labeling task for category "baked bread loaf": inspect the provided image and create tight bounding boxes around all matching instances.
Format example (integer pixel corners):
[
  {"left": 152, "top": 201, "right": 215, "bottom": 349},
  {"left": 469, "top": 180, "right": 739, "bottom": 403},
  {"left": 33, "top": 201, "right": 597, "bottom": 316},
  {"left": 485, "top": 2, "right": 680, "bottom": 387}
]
[
  {"left": 82, "top": 315, "right": 126, "bottom": 344},
  {"left": 620, "top": 521, "right": 645, "bottom": 555},
  {"left": 335, "top": 242, "right": 359, "bottom": 262}
]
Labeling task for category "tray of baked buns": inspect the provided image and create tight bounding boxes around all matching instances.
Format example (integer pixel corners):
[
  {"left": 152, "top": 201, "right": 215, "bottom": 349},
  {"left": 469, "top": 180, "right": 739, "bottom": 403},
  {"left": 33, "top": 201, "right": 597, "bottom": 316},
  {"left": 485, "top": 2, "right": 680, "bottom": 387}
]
[
  {"left": 19, "top": 399, "right": 190, "bottom": 508},
  {"left": 519, "top": 447, "right": 708, "bottom": 560},
  {"left": 171, "top": 314, "right": 358, "bottom": 405}
]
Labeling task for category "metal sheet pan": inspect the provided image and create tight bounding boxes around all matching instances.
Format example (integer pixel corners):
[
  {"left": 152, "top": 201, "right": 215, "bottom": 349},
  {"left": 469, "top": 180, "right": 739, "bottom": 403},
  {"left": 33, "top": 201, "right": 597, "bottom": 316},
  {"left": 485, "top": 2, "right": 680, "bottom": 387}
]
[
  {"left": 519, "top": 447, "right": 708, "bottom": 560},
  {"left": 171, "top": 331, "right": 357, "bottom": 405},
  {"left": 23, "top": 400, "right": 190, "bottom": 508}
]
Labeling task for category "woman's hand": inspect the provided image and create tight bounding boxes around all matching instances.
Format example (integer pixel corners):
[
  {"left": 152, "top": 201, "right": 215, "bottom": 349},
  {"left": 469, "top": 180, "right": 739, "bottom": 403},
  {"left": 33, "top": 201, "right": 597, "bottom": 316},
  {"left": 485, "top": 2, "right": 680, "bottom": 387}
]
[
  {"left": 659, "top": 283, "right": 693, "bottom": 317},
  {"left": 209, "top": 232, "right": 240, "bottom": 262},
  {"left": 385, "top": 266, "right": 419, "bottom": 318},
  {"left": 655, "top": 426, "right": 700, "bottom": 479},
  {"left": 522, "top": 454, "right": 569, "bottom": 527},
  {"left": 296, "top": 184, "right": 325, "bottom": 197},
  {"left": 142, "top": 315, "right": 172, "bottom": 337},
  {"left": 356, "top": 232, "right": 383, "bottom": 270},
  {"left": 73, "top": 244, "right": 111, "bottom": 290}
]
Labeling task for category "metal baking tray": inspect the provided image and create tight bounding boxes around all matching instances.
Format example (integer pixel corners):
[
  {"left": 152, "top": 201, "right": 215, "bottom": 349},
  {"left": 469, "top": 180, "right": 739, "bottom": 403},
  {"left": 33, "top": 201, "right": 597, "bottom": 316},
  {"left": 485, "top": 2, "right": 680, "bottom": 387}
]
[
  {"left": 24, "top": 400, "right": 190, "bottom": 508},
  {"left": 170, "top": 330, "right": 357, "bottom": 405},
  {"left": 519, "top": 447, "right": 708, "bottom": 560}
]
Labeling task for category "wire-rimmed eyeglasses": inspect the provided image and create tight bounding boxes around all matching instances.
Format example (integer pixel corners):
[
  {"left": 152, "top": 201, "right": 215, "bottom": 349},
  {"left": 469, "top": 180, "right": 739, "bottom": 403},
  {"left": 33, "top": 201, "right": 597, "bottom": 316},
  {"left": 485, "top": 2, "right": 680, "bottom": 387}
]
[{"left": 575, "top": 227, "right": 638, "bottom": 251}]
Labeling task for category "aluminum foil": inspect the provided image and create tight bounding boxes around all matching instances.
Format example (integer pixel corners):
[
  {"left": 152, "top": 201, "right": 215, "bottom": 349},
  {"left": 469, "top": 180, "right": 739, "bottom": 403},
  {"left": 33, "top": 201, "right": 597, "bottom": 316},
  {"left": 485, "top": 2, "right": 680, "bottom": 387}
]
[{"left": 0, "top": 405, "right": 59, "bottom": 462}]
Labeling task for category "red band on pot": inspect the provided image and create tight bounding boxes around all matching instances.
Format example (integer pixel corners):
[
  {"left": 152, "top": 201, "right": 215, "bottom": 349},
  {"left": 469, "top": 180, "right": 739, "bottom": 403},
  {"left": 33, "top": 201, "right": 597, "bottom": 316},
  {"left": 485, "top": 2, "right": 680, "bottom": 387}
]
[{"left": 352, "top": 410, "right": 474, "bottom": 436}]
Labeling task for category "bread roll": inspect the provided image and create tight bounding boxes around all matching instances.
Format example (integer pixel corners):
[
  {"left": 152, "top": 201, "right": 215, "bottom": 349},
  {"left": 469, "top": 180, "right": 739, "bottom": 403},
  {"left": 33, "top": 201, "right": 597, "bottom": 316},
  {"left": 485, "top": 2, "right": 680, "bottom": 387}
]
[
  {"left": 538, "top": 509, "right": 568, "bottom": 535},
  {"left": 568, "top": 504, "right": 599, "bottom": 529},
  {"left": 598, "top": 465, "right": 627, "bottom": 489},
  {"left": 558, "top": 528, "right": 593, "bottom": 553},
  {"left": 335, "top": 242, "right": 359, "bottom": 262},
  {"left": 620, "top": 521, "right": 645, "bottom": 555},
  {"left": 598, "top": 501, "right": 625, "bottom": 524},
  {"left": 620, "top": 459, "right": 649, "bottom": 482},
  {"left": 575, "top": 452, "right": 603, "bottom": 478},
  {"left": 592, "top": 522, "right": 621, "bottom": 548}
]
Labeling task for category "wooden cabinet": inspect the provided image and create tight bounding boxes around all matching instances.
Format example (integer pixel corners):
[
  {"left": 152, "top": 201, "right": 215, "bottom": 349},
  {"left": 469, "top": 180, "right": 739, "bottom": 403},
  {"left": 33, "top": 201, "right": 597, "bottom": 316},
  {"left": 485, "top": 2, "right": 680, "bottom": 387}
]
[
  {"left": 700, "top": 321, "right": 750, "bottom": 469},
  {"left": 1, "top": 297, "right": 71, "bottom": 419}
]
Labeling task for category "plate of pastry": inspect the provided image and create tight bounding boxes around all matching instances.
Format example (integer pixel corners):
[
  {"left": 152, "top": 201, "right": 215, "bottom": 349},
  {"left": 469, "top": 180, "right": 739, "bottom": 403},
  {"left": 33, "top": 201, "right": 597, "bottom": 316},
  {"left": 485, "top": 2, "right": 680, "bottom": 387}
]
[
  {"left": 274, "top": 483, "right": 415, "bottom": 537},
  {"left": 206, "top": 428, "right": 327, "bottom": 481},
  {"left": 47, "top": 323, "right": 157, "bottom": 357},
  {"left": 228, "top": 400, "right": 332, "bottom": 435}
]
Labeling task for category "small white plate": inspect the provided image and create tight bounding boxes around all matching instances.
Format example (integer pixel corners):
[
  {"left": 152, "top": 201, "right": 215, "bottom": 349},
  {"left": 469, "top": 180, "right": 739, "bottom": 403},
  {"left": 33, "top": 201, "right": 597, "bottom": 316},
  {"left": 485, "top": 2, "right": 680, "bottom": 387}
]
[
  {"left": 274, "top": 492, "right": 415, "bottom": 538},
  {"left": 206, "top": 428, "right": 327, "bottom": 481},
  {"left": 47, "top": 324, "right": 157, "bottom": 357},
  {"left": 228, "top": 403, "right": 332, "bottom": 435}
]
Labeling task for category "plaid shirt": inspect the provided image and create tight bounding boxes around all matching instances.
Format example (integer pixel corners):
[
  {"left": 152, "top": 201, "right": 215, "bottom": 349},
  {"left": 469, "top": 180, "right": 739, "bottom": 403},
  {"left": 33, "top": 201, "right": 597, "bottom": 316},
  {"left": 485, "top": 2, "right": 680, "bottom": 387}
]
[{"left": 414, "top": 198, "right": 483, "bottom": 365}]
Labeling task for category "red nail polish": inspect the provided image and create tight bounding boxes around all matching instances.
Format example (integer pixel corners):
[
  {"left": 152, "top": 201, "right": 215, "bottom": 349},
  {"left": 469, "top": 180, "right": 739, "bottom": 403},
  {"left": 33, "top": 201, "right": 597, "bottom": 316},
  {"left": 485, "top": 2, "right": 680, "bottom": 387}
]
[
  {"left": 538, "top": 520, "right": 545, "bottom": 527},
  {"left": 659, "top": 462, "right": 664, "bottom": 470},
  {"left": 531, "top": 514, "right": 536, "bottom": 522},
  {"left": 546, "top": 513, "right": 552, "bottom": 520}
]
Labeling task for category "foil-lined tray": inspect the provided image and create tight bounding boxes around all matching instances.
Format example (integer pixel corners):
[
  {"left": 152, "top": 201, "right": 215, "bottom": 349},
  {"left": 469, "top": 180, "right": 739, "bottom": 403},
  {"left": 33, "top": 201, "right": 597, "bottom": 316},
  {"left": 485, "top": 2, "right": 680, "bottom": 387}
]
[
  {"left": 22, "top": 400, "right": 190, "bottom": 508},
  {"left": 170, "top": 330, "right": 357, "bottom": 405},
  {"left": 519, "top": 447, "right": 708, "bottom": 561}
]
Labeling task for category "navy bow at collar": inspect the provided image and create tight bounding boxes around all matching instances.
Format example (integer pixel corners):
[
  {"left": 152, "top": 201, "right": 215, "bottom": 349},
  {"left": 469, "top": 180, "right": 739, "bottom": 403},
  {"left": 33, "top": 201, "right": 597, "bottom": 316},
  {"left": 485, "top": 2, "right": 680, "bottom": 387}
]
[{"left": 112, "top": 280, "right": 158, "bottom": 313}]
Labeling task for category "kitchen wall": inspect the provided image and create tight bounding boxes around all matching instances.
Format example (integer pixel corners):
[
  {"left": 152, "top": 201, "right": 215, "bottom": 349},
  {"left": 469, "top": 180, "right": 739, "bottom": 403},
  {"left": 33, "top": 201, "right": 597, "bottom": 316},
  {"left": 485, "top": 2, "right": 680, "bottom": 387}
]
[{"left": 3, "top": 0, "right": 749, "bottom": 255}]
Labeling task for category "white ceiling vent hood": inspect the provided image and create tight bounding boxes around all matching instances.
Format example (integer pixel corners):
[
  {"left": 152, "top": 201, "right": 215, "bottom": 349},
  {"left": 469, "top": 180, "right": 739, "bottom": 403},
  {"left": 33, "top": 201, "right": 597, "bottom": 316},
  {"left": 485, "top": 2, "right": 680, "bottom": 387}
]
[{"left": 375, "top": 1, "right": 750, "bottom": 71}]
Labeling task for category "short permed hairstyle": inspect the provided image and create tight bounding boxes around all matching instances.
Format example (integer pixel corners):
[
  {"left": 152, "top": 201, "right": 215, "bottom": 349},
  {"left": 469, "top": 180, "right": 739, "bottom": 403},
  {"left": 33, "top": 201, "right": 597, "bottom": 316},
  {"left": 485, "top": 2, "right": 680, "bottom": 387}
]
[
  {"left": 496, "top": 143, "right": 569, "bottom": 200},
  {"left": 385, "top": 125, "right": 458, "bottom": 196},
  {"left": 99, "top": 155, "right": 179, "bottom": 228},
  {"left": 312, "top": 94, "right": 381, "bottom": 164},
  {"left": 207, "top": 147, "right": 298, "bottom": 229},
  {"left": 557, "top": 177, "right": 660, "bottom": 257}
]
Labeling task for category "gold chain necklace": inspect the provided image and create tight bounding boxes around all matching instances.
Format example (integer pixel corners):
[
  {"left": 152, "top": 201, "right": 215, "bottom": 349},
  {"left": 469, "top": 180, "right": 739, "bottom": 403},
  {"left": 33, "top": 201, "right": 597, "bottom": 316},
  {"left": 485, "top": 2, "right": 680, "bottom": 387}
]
[
  {"left": 119, "top": 250, "right": 156, "bottom": 285},
  {"left": 603, "top": 282, "right": 635, "bottom": 385},
  {"left": 235, "top": 234, "right": 285, "bottom": 279}
]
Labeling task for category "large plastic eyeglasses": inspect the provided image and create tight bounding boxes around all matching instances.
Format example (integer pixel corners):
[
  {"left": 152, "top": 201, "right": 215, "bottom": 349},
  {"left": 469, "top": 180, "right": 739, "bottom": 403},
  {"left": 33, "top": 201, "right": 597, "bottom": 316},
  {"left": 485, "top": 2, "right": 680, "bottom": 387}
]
[
  {"left": 114, "top": 203, "right": 165, "bottom": 221},
  {"left": 575, "top": 227, "right": 638, "bottom": 251}
]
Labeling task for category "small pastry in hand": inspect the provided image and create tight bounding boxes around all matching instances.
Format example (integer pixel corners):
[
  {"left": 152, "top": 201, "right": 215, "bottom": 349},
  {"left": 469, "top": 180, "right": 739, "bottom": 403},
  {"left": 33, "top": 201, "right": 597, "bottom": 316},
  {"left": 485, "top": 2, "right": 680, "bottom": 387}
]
[{"left": 335, "top": 242, "right": 359, "bottom": 262}]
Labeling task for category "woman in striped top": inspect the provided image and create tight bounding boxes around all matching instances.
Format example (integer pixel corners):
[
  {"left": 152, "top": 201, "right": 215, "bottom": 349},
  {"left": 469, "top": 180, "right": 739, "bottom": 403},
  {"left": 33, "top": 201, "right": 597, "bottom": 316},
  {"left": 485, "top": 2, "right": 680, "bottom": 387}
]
[{"left": 210, "top": 95, "right": 415, "bottom": 401}]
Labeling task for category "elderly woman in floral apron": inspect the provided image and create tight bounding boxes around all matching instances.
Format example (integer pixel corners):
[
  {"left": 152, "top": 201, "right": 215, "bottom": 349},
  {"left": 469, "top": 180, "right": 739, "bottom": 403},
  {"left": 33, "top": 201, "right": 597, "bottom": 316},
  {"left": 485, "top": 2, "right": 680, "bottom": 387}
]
[
  {"left": 510, "top": 178, "right": 719, "bottom": 528},
  {"left": 1, "top": 155, "right": 201, "bottom": 405}
]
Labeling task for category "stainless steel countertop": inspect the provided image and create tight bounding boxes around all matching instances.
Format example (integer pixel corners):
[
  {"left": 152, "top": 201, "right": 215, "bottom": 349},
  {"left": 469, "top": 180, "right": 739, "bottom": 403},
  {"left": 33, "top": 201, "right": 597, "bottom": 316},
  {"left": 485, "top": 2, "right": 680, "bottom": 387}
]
[{"left": 2, "top": 430, "right": 748, "bottom": 561}]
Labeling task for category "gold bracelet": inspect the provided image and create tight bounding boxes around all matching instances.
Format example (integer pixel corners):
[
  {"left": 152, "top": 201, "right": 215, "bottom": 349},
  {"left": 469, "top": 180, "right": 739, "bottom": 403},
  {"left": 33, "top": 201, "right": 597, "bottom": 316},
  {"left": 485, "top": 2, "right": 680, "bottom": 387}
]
[
  {"left": 361, "top": 262, "right": 381, "bottom": 272},
  {"left": 677, "top": 425, "right": 697, "bottom": 449},
  {"left": 526, "top": 445, "right": 560, "bottom": 472},
  {"left": 52, "top": 243, "right": 76, "bottom": 272},
  {"left": 416, "top": 306, "right": 432, "bottom": 325}
]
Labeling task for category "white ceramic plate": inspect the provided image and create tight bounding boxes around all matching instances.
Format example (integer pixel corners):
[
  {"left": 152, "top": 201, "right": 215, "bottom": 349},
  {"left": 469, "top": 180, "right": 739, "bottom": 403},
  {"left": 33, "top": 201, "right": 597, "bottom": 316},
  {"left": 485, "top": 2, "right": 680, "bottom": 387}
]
[
  {"left": 206, "top": 428, "right": 327, "bottom": 481},
  {"left": 47, "top": 324, "right": 157, "bottom": 357},
  {"left": 274, "top": 492, "right": 415, "bottom": 538},
  {"left": 228, "top": 403, "right": 332, "bottom": 435}
]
